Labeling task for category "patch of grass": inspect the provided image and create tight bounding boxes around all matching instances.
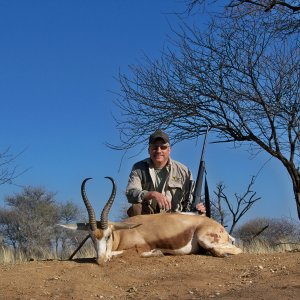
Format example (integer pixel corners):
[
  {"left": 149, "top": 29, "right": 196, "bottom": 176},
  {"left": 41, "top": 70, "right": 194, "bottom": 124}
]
[
  {"left": 1, "top": 239, "right": 300, "bottom": 264},
  {"left": 0, "top": 246, "right": 27, "bottom": 264},
  {"left": 0, "top": 240, "right": 96, "bottom": 264},
  {"left": 239, "top": 238, "right": 300, "bottom": 254}
]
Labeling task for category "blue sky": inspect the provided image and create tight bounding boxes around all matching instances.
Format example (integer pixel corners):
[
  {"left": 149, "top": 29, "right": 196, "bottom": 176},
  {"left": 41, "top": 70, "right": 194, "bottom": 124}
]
[{"left": 0, "top": 0, "right": 297, "bottom": 224}]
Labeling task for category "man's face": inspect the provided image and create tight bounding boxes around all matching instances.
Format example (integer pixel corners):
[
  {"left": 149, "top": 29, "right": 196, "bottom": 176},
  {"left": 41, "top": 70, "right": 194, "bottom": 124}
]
[{"left": 148, "top": 138, "right": 171, "bottom": 168}]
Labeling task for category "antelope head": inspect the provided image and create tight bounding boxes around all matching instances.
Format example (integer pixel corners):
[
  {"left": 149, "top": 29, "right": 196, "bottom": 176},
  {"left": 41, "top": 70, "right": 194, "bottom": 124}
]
[{"left": 81, "top": 177, "right": 137, "bottom": 264}]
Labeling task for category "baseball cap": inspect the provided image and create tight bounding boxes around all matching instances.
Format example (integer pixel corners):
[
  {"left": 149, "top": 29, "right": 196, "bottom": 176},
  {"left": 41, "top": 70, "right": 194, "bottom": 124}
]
[{"left": 149, "top": 129, "right": 170, "bottom": 144}]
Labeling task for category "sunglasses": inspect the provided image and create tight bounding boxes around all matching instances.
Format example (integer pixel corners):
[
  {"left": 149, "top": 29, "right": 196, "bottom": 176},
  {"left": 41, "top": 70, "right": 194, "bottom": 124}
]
[{"left": 150, "top": 144, "right": 169, "bottom": 151}]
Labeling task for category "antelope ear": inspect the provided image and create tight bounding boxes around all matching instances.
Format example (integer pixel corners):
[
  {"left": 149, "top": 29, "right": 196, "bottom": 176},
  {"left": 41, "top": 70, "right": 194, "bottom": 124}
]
[
  {"left": 56, "top": 223, "right": 90, "bottom": 231},
  {"left": 108, "top": 221, "right": 141, "bottom": 230}
]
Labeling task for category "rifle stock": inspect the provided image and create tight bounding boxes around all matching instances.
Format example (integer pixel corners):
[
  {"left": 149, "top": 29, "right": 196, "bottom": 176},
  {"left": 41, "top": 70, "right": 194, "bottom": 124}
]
[
  {"left": 204, "top": 177, "right": 211, "bottom": 218},
  {"left": 191, "top": 160, "right": 205, "bottom": 211}
]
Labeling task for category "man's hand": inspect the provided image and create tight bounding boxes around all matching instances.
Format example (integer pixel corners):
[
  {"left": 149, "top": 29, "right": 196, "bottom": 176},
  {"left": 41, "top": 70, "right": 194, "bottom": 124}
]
[
  {"left": 143, "top": 191, "right": 171, "bottom": 211},
  {"left": 196, "top": 202, "right": 206, "bottom": 215}
]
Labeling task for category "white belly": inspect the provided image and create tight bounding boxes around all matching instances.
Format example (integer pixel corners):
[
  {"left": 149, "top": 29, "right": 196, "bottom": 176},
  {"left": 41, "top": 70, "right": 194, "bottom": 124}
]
[{"left": 140, "top": 236, "right": 199, "bottom": 257}]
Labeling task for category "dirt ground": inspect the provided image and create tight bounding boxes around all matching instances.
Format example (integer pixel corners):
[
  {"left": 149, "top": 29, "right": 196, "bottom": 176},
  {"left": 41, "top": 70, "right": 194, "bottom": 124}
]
[{"left": 0, "top": 250, "right": 299, "bottom": 300}]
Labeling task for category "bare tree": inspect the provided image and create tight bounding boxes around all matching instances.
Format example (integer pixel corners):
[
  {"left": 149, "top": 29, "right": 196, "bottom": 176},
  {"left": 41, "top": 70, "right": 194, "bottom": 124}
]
[
  {"left": 54, "top": 202, "right": 85, "bottom": 258},
  {"left": 0, "top": 210, "right": 21, "bottom": 254},
  {"left": 211, "top": 183, "right": 227, "bottom": 226},
  {"left": 235, "top": 217, "right": 300, "bottom": 245},
  {"left": 212, "top": 176, "right": 261, "bottom": 234},
  {"left": 187, "top": 0, "right": 300, "bottom": 12},
  {"left": 113, "top": 14, "right": 300, "bottom": 219},
  {"left": 186, "top": 0, "right": 300, "bottom": 34},
  {"left": 228, "top": 0, "right": 300, "bottom": 12},
  {"left": 0, "top": 186, "right": 60, "bottom": 257},
  {"left": 0, "top": 147, "right": 27, "bottom": 187},
  {"left": 0, "top": 187, "right": 84, "bottom": 259},
  {"left": 58, "top": 201, "right": 83, "bottom": 223}
]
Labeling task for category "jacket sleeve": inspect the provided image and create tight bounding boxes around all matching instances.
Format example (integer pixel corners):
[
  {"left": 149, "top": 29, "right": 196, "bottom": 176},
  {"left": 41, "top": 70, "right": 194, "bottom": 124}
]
[{"left": 125, "top": 165, "right": 148, "bottom": 204}]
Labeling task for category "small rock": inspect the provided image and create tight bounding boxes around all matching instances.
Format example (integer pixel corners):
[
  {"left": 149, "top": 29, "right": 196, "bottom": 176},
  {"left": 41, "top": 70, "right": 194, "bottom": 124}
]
[{"left": 127, "top": 287, "right": 137, "bottom": 293}]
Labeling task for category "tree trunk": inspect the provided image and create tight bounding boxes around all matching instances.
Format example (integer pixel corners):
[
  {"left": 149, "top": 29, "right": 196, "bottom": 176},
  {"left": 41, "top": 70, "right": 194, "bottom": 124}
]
[
  {"left": 290, "top": 170, "right": 300, "bottom": 220},
  {"left": 294, "top": 188, "right": 300, "bottom": 221},
  {"left": 281, "top": 159, "right": 300, "bottom": 221}
]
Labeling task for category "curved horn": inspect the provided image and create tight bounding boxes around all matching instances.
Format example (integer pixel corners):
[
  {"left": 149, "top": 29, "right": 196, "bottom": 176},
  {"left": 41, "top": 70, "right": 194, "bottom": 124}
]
[
  {"left": 81, "top": 178, "right": 97, "bottom": 231},
  {"left": 100, "top": 176, "right": 117, "bottom": 230}
]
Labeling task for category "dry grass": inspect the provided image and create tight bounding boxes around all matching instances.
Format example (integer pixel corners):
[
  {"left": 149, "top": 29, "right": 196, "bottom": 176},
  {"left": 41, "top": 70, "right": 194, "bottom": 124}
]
[
  {"left": 239, "top": 239, "right": 300, "bottom": 254},
  {"left": 1, "top": 238, "right": 299, "bottom": 265},
  {"left": 0, "top": 240, "right": 96, "bottom": 264},
  {"left": 0, "top": 246, "right": 26, "bottom": 264}
]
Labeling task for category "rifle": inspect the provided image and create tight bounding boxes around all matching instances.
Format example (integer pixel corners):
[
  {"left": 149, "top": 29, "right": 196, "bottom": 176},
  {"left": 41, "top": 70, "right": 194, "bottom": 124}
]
[{"left": 190, "top": 126, "right": 211, "bottom": 217}]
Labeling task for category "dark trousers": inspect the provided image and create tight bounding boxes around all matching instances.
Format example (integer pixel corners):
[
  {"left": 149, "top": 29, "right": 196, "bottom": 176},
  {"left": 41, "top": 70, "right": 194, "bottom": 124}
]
[{"left": 127, "top": 203, "right": 158, "bottom": 217}]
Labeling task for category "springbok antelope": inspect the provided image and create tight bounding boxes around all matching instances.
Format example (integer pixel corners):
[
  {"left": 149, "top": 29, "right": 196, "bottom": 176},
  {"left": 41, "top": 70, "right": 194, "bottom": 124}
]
[{"left": 60, "top": 177, "right": 242, "bottom": 265}]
